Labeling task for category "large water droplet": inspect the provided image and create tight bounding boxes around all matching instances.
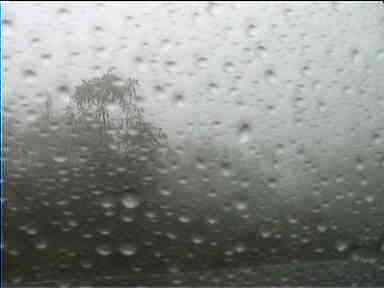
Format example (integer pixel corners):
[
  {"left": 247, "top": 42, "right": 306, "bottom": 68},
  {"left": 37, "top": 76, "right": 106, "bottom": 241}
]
[
  {"left": 264, "top": 69, "right": 277, "bottom": 84},
  {"left": 119, "top": 243, "right": 137, "bottom": 256},
  {"left": 335, "top": 240, "right": 349, "bottom": 252},
  {"left": 246, "top": 24, "right": 258, "bottom": 37},
  {"left": 121, "top": 194, "right": 140, "bottom": 209},
  {"left": 238, "top": 122, "right": 251, "bottom": 144},
  {"left": 23, "top": 69, "right": 37, "bottom": 83},
  {"left": 96, "top": 245, "right": 112, "bottom": 256}
]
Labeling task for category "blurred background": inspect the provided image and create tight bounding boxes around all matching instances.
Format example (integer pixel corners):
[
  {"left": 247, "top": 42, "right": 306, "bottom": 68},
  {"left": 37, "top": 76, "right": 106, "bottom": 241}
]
[{"left": 4, "top": 1, "right": 384, "bottom": 286}]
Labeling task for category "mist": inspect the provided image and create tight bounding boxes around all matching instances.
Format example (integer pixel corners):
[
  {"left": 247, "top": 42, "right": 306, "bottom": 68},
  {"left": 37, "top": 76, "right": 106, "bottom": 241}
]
[{"left": 5, "top": 1, "right": 384, "bottom": 286}]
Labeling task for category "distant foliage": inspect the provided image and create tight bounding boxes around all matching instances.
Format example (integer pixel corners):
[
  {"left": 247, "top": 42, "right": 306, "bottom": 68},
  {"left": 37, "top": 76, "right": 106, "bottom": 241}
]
[{"left": 68, "top": 68, "right": 167, "bottom": 150}]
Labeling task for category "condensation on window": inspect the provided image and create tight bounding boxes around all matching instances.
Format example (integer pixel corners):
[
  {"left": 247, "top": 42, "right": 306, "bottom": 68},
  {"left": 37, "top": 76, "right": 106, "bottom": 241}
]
[{"left": 4, "top": 1, "right": 384, "bottom": 286}]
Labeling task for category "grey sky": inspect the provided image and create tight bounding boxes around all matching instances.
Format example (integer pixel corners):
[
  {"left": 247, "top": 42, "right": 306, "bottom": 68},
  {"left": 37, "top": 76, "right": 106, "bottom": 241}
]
[{"left": 4, "top": 1, "right": 384, "bottom": 162}]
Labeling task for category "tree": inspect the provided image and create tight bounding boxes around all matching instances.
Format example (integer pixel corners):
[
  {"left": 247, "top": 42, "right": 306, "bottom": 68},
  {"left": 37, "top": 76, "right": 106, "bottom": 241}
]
[
  {"left": 67, "top": 68, "right": 166, "bottom": 151},
  {"left": 7, "top": 71, "right": 172, "bottom": 283}
]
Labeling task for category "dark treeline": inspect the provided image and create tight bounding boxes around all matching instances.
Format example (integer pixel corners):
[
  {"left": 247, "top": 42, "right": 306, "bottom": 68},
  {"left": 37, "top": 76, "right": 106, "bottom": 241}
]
[{"left": 6, "top": 70, "right": 384, "bottom": 286}]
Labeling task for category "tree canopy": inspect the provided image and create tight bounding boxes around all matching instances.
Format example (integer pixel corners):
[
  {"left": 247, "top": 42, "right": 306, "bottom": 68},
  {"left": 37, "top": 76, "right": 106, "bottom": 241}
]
[{"left": 67, "top": 69, "right": 167, "bottom": 152}]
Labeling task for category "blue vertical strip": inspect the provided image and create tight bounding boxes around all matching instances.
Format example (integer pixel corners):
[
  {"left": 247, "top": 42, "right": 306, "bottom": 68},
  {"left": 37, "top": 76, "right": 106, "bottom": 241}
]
[{"left": 0, "top": 2, "right": 4, "bottom": 288}]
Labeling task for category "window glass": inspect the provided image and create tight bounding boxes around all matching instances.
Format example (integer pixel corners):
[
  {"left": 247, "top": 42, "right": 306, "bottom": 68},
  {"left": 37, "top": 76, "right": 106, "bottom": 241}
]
[{"left": 5, "top": 2, "right": 384, "bottom": 286}]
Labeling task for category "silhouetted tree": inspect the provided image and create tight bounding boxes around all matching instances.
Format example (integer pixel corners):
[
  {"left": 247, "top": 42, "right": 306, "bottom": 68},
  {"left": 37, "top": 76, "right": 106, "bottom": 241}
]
[{"left": 68, "top": 68, "right": 166, "bottom": 150}]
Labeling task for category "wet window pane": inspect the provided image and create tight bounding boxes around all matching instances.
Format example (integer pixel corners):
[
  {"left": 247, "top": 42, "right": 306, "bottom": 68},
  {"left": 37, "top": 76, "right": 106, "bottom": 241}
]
[{"left": 4, "top": 2, "right": 384, "bottom": 286}]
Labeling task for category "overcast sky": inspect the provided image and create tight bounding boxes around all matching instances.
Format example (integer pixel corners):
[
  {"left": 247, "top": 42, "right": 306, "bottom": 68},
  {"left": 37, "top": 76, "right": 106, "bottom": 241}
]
[{"left": 4, "top": 1, "right": 384, "bottom": 160}]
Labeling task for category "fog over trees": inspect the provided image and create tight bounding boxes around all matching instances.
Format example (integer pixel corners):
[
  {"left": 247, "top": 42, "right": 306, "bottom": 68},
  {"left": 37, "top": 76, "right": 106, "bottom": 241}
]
[
  {"left": 4, "top": 2, "right": 384, "bottom": 286},
  {"left": 7, "top": 70, "right": 384, "bottom": 286}
]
